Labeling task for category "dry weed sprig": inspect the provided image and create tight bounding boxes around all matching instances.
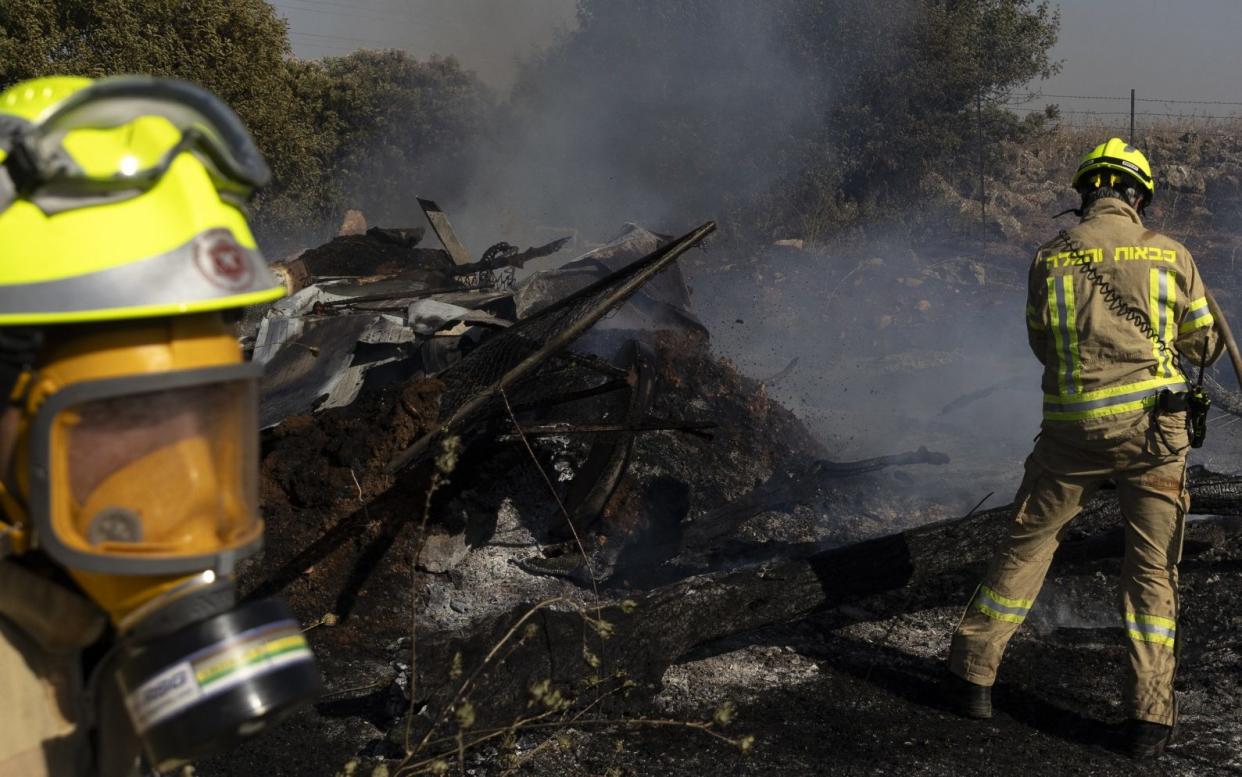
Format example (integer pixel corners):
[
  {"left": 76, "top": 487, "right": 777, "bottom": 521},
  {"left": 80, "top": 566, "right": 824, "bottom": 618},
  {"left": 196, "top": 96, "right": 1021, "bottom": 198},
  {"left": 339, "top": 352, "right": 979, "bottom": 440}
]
[
  {"left": 393, "top": 603, "right": 635, "bottom": 776},
  {"left": 389, "top": 389, "right": 736, "bottom": 776},
  {"left": 396, "top": 664, "right": 753, "bottom": 775},
  {"left": 404, "top": 435, "right": 463, "bottom": 752},
  {"left": 498, "top": 387, "right": 614, "bottom": 703},
  {"left": 494, "top": 678, "right": 637, "bottom": 777},
  {"left": 395, "top": 596, "right": 578, "bottom": 773},
  {"left": 487, "top": 716, "right": 751, "bottom": 748},
  {"left": 405, "top": 707, "right": 562, "bottom": 761}
]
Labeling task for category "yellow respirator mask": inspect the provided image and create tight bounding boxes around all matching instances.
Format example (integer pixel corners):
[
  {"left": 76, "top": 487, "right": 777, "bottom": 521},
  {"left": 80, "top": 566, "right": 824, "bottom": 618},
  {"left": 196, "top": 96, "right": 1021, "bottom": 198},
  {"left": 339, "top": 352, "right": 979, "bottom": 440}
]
[
  {"left": 37, "top": 366, "right": 260, "bottom": 578},
  {"left": 0, "top": 314, "right": 320, "bottom": 771},
  {"left": 7, "top": 317, "right": 261, "bottom": 594}
]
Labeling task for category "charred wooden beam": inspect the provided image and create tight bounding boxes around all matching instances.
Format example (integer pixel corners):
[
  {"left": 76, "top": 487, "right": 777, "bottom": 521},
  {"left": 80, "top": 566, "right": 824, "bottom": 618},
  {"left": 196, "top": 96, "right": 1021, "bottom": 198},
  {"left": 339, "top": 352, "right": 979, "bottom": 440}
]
[
  {"left": 499, "top": 420, "right": 717, "bottom": 438},
  {"left": 386, "top": 221, "right": 717, "bottom": 474},
  {"left": 508, "top": 379, "right": 629, "bottom": 413}
]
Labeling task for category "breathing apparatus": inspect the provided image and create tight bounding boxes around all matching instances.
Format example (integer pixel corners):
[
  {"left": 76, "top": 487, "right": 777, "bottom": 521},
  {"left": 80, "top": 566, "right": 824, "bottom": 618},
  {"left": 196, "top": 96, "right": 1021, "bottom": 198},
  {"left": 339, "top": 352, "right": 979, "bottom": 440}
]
[{"left": 0, "top": 76, "right": 319, "bottom": 771}]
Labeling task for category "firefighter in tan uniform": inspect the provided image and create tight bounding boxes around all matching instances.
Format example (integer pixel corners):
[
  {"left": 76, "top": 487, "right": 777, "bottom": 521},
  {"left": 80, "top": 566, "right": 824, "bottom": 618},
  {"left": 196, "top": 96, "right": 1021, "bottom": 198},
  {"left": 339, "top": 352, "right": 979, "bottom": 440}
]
[
  {"left": 944, "top": 138, "right": 1222, "bottom": 758},
  {"left": 0, "top": 76, "right": 320, "bottom": 776}
]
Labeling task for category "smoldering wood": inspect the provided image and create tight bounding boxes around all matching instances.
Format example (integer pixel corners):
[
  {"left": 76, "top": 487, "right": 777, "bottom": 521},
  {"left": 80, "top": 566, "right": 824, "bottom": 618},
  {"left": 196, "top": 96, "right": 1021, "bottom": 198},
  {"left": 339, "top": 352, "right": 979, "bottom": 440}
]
[
  {"left": 556, "top": 340, "right": 656, "bottom": 539},
  {"left": 682, "top": 446, "right": 951, "bottom": 548},
  {"left": 405, "top": 474, "right": 1242, "bottom": 735},
  {"left": 507, "top": 379, "right": 630, "bottom": 413}
]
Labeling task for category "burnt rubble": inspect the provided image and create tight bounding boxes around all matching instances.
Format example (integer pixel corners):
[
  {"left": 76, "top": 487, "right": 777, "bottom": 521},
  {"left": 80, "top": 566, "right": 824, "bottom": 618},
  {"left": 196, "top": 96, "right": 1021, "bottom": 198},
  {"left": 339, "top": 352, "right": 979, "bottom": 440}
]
[{"left": 198, "top": 210, "right": 1242, "bottom": 777}]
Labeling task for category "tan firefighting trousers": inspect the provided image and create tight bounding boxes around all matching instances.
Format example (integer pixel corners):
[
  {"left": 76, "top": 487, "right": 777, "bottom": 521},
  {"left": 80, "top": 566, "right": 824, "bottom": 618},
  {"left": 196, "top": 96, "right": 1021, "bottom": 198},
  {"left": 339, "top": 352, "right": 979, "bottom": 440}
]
[
  {"left": 949, "top": 410, "right": 1189, "bottom": 725},
  {"left": 0, "top": 560, "right": 108, "bottom": 777}
]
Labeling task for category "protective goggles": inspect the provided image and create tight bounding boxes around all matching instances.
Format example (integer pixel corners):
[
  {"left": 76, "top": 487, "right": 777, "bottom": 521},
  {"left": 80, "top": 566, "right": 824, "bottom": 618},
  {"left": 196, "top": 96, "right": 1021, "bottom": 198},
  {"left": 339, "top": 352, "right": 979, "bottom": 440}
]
[
  {"left": 0, "top": 76, "right": 270, "bottom": 214},
  {"left": 27, "top": 363, "right": 263, "bottom": 576}
]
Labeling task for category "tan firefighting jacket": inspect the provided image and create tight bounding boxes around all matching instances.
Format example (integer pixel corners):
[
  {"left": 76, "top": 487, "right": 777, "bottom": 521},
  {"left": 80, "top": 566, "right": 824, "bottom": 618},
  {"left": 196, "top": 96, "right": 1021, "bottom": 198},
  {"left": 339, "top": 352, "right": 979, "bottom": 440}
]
[
  {"left": 0, "top": 561, "right": 140, "bottom": 777},
  {"left": 1028, "top": 197, "right": 1222, "bottom": 430},
  {"left": 0, "top": 561, "right": 104, "bottom": 776}
]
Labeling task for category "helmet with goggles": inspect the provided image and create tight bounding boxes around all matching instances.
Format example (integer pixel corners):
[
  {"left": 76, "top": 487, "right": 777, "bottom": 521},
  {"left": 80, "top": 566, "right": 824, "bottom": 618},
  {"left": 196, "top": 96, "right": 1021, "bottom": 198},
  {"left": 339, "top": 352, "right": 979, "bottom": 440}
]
[
  {"left": 0, "top": 77, "right": 316, "bottom": 771},
  {"left": 0, "top": 75, "right": 284, "bottom": 324}
]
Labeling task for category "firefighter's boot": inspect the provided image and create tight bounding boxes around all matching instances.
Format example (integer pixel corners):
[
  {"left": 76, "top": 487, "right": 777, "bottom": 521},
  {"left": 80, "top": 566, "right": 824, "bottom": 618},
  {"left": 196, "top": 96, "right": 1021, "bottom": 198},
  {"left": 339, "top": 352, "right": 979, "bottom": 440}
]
[
  {"left": 1121, "top": 719, "right": 1174, "bottom": 759},
  {"left": 942, "top": 672, "right": 992, "bottom": 719}
]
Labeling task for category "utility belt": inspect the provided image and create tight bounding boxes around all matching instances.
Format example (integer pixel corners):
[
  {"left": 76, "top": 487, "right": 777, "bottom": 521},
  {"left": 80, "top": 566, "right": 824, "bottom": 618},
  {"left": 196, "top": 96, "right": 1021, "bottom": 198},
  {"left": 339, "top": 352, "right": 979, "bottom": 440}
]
[{"left": 1157, "top": 389, "right": 1210, "bottom": 448}]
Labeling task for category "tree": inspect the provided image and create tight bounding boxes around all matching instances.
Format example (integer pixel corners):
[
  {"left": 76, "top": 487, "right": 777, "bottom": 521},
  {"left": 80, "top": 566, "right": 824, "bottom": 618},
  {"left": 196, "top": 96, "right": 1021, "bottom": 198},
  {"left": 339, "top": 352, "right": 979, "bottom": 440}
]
[
  {"left": 825, "top": 0, "right": 1060, "bottom": 203},
  {"left": 318, "top": 50, "right": 492, "bottom": 228},
  {"left": 0, "top": 0, "right": 335, "bottom": 244}
]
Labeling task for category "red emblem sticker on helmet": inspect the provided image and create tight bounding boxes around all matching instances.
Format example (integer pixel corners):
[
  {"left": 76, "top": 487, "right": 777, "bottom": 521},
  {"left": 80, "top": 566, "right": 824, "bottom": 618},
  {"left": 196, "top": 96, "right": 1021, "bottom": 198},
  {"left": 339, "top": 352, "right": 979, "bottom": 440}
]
[{"left": 194, "top": 229, "right": 254, "bottom": 291}]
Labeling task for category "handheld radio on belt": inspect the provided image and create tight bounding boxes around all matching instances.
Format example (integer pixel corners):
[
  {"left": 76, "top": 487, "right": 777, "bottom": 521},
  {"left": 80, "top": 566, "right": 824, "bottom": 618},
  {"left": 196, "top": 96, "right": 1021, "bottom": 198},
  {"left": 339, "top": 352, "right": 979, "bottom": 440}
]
[{"left": 1189, "top": 339, "right": 1211, "bottom": 447}]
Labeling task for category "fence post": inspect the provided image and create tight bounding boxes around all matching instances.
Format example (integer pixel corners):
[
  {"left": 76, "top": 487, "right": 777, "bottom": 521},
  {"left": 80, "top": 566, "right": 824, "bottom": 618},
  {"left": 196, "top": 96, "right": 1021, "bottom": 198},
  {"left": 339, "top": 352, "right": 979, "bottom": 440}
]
[
  {"left": 978, "top": 93, "right": 985, "bottom": 233},
  {"left": 1130, "top": 88, "right": 1135, "bottom": 142}
]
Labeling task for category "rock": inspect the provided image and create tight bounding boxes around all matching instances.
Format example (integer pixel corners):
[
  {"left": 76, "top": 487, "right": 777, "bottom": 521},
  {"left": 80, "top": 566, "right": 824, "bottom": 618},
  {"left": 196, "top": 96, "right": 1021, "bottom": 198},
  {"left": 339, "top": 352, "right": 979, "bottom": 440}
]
[
  {"left": 339, "top": 209, "right": 368, "bottom": 236},
  {"left": 417, "top": 529, "right": 469, "bottom": 573},
  {"left": 1166, "top": 164, "right": 1207, "bottom": 194},
  {"left": 1190, "top": 205, "right": 1215, "bottom": 223},
  {"left": 1206, "top": 173, "right": 1242, "bottom": 205}
]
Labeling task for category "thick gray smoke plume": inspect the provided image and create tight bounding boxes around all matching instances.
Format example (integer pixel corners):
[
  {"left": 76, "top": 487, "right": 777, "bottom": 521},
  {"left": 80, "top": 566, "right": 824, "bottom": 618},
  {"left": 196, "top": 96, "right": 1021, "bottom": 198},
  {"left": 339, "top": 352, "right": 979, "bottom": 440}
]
[
  {"left": 441, "top": 1, "right": 1043, "bottom": 510},
  {"left": 454, "top": 0, "right": 916, "bottom": 247}
]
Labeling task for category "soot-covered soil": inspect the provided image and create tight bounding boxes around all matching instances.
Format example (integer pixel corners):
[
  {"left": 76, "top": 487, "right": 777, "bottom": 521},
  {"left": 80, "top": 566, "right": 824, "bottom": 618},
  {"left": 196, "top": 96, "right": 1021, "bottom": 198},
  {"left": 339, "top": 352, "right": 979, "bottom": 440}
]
[{"left": 449, "top": 510, "right": 1242, "bottom": 777}]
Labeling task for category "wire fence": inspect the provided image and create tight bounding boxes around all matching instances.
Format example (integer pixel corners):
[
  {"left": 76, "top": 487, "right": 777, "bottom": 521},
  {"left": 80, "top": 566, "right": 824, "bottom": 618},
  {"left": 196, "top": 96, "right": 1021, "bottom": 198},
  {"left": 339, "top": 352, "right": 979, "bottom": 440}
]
[
  {"left": 1007, "top": 92, "right": 1242, "bottom": 107},
  {"left": 955, "top": 89, "right": 1242, "bottom": 232},
  {"left": 1001, "top": 90, "right": 1242, "bottom": 136}
]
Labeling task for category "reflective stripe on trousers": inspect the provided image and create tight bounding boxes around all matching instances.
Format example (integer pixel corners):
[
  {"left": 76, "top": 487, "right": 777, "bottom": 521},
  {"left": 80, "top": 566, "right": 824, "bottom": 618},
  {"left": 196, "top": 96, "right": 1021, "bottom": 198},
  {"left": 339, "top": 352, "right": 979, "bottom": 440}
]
[
  {"left": 972, "top": 584, "right": 1033, "bottom": 625},
  {"left": 1126, "top": 612, "right": 1176, "bottom": 648}
]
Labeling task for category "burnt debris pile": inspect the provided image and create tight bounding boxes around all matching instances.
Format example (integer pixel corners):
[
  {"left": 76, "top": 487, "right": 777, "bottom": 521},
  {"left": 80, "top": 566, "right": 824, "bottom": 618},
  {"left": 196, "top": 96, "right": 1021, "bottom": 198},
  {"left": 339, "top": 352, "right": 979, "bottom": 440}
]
[
  {"left": 201, "top": 203, "right": 1242, "bottom": 776},
  {"left": 204, "top": 203, "right": 968, "bottom": 775}
]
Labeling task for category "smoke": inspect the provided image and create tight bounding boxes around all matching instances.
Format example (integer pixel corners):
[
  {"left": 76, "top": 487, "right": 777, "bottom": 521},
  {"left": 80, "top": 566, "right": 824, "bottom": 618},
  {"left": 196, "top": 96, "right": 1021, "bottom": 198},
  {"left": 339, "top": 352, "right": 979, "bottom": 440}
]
[
  {"left": 1026, "top": 580, "right": 1118, "bottom": 633},
  {"left": 294, "top": 0, "right": 1047, "bottom": 515},
  {"left": 435, "top": 0, "right": 578, "bottom": 92},
  {"left": 437, "top": 0, "right": 1041, "bottom": 510},
  {"left": 685, "top": 232, "right": 1044, "bottom": 510},
  {"left": 452, "top": 0, "right": 918, "bottom": 248}
]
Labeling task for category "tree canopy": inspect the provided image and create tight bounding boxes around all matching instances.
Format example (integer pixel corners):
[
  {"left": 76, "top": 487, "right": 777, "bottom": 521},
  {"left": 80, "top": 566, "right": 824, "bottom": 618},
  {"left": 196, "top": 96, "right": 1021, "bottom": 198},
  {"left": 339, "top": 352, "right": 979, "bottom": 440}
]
[{"left": 0, "top": 0, "right": 488, "bottom": 247}]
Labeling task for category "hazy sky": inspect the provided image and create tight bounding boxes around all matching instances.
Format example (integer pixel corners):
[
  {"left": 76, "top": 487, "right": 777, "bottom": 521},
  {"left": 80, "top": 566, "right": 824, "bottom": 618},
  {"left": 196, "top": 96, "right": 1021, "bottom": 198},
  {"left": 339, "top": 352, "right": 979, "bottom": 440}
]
[
  {"left": 1020, "top": 1, "right": 1242, "bottom": 128},
  {"left": 274, "top": 1, "right": 1242, "bottom": 122},
  {"left": 273, "top": 0, "right": 577, "bottom": 91}
]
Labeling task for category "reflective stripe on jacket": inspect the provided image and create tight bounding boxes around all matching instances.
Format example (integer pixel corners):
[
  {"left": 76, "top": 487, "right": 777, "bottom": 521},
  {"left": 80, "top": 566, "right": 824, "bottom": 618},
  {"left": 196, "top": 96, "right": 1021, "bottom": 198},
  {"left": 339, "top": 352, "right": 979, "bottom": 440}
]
[{"left": 1028, "top": 198, "right": 1222, "bottom": 424}]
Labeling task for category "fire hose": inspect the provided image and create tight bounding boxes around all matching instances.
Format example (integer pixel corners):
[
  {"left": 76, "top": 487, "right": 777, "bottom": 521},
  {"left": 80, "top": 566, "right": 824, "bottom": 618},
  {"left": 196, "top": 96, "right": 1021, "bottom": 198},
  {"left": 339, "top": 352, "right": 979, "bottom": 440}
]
[{"left": 1205, "top": 290, "right": 1242, "bottom": 391}]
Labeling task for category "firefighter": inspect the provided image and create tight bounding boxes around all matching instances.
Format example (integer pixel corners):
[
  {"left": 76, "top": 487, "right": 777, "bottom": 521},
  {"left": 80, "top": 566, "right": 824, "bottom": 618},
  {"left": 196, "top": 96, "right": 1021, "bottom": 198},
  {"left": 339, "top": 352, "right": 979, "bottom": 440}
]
[
  {"left": 0, "top": 75, "right": 320, "bottom": 776},
  {"left": 944, "top": 138, "right": 1222, "bottom": 758}
]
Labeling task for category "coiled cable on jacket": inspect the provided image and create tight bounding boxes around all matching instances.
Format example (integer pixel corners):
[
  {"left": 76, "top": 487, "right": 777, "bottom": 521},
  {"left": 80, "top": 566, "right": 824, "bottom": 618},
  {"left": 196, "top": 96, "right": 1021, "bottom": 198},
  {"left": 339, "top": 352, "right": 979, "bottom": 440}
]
[{"left": 1056, "top": 228, "right": 1176, "bottom": 365}]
